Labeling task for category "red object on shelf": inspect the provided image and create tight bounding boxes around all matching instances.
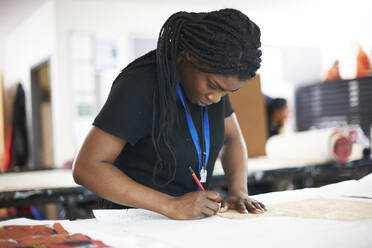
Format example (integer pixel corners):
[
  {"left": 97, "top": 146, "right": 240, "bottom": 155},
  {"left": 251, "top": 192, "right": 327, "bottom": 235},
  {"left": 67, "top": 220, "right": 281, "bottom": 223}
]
[
  {"left": 357, "top": 45, "right": 371, "bottom": 78},
  {"left": 326, "top": 60, "right": 341, "bottom": 82},
  {"left": 2, "top": 125, "right": 13, "bottom": 171}
]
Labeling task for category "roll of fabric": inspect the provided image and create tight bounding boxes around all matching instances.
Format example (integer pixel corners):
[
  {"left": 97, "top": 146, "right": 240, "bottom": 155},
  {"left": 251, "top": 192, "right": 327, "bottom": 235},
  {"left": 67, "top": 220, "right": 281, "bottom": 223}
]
[{"left": 265, "top": 128, "right": 352, "bottom": 164}]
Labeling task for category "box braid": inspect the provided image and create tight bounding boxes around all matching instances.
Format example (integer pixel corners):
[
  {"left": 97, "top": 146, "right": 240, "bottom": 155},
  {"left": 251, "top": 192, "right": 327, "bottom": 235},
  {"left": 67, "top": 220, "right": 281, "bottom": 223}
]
[{"left": 123, "top": 9, "right": 261, "bottom": 185}]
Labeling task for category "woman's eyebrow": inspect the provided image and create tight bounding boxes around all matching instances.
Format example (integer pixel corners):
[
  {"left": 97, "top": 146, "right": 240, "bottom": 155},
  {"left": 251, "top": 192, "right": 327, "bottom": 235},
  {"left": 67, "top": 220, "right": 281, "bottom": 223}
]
[{"left": 213, "top": 79, "right": 241, "bottom": 92}]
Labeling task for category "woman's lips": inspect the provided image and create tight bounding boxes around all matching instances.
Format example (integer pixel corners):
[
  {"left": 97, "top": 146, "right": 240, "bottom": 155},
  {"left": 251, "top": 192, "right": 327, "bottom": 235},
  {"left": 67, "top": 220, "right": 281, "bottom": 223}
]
[{"left": 199, "top": 99, "right": 212, "bottom": 106}]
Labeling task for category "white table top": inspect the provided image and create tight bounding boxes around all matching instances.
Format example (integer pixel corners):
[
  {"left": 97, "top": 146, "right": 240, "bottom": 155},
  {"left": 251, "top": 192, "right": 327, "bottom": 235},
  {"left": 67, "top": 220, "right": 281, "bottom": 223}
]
[
  {"left": 0, "top": 169, "right": 79, "bottom": 192},
  {"left": 2, "top": 173, "right": 372, "bottom": 248},
  {"left": 213, "top": 156, "right": 370, "bottom": 176}
]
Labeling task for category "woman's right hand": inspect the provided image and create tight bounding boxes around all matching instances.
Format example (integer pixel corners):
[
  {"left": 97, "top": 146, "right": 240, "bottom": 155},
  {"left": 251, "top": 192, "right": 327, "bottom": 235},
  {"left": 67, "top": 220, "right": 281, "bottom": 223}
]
[{"left": 166, "top": 191, "right": 221, "bottom": 220}]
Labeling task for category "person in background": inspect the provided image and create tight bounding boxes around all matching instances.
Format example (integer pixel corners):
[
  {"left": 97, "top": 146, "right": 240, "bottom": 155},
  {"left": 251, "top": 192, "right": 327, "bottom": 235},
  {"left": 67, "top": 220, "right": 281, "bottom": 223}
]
[
  {"left": 266, "top": 98, "right": 289, "bottom": 137},
  {"left": 73, "top": 8, "right": 267, "bottom": 220}
]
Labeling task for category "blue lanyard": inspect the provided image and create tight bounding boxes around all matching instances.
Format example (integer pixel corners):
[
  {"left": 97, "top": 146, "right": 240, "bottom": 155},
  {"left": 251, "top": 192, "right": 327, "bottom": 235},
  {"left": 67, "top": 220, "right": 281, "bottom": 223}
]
[{"left": 176, "top": 83, "right": 210, "bottom": 177}]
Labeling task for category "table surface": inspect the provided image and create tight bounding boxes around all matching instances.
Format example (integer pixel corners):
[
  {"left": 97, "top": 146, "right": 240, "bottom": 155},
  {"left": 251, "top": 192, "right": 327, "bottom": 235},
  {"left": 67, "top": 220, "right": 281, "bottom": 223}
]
[
  {"left": 213, "top": 157, "right": 372, "bottom": 176},
  {"left": 0, "top": 169, "right": 98, "bottom": 212},
  {"left": 0, "top": 169, "right": 79, "bottom": 192},
  {"left": 1, "top": 173, "right": 372, "bottom": 248},
  {"left": 1, "top": 158, "right": 370, "bottom": 191}
]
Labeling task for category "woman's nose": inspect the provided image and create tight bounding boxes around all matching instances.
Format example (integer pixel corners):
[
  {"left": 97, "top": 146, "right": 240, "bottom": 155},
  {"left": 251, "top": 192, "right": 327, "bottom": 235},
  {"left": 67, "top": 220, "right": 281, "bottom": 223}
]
[{"left": 207, "top": 92, "right": 223, "bottom": 104}]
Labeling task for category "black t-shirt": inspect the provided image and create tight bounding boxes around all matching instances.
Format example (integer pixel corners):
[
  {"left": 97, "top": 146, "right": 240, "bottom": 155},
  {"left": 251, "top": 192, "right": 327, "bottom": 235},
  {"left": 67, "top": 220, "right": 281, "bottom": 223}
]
[
  {"left": 268, "top": 123, "right": 281, "bottom": 137},
  {"left": 93, "top": 60, "right": 234, "bottom": 202}
]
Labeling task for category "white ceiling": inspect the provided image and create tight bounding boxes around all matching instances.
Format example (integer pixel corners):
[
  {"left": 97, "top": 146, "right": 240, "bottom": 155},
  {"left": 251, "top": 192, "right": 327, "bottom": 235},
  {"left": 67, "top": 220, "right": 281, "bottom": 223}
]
[
  {"left": 0, "top": 0, "right": 310, "bottom": 36},
  {"left": 0, "top": 0, "right": 48, "bottom": 37},
  {"left": 0, "top": 0, "right": 361, "bottom": 37},
  {"left": 0, "top": 0, "right": 369, "bottom": 42}
]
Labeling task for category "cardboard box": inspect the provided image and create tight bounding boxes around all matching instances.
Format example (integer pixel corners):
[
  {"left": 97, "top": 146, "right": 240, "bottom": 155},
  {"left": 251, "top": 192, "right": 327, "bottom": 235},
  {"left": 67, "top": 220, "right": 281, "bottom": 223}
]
[{"left": 229, "top": 75, "right": 268, "bottom": 157}]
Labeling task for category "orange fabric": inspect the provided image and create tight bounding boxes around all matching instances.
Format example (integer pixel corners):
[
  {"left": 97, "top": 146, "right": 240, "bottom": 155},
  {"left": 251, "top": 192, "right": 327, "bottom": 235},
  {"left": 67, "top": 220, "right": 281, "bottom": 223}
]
[
  {"left": 0, "top": 223, "right": 111, "bottom": 247},
  {"left": 53, "top": 223, "right": 69, "bottom": 235},
  {"left": 326, "top": 60, "right": 341, "bottom": 82},
  {"left": 356, "top": 45, "right": 371, "bottom": 78}
]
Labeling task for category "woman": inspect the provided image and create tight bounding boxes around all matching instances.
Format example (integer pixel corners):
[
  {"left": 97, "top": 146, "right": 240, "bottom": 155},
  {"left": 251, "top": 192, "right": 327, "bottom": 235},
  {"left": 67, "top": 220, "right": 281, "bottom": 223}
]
[
  {"left": 73, "top": 8, "right": 267, "bottom": 220},
  {"left": 266, "top": 98, "right": 289, "bottom": 137}
]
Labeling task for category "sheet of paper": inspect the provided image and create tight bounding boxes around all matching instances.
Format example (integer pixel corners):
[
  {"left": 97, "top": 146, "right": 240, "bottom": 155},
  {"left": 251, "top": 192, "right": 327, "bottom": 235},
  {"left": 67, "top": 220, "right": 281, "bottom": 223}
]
[
  {"left": 0, "top": 218, "right": 70, "bottom": 226},
  {"left": 92, "top": 206, "right": 372, "bottom": 248},
  {"left": 93, "top": 209, "right": 168, "bottom": 224},
  {"left": 218, "top": 198, "right": 372, "bottom": 221},
  {"left": 319, "top": 173, "right": 372, "bottom": 198}
]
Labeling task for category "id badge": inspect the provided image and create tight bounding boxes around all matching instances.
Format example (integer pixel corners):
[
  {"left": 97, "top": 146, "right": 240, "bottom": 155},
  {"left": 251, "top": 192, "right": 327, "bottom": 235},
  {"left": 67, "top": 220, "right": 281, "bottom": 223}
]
[{"left": 200, "top": 168, "right": 207, "bottom": 183}]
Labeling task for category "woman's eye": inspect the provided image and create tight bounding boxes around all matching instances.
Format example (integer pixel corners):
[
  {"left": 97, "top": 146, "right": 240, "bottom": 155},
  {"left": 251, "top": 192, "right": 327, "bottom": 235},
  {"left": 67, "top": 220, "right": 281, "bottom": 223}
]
[{"left": 208, "top": 82, "right": 217, "bottom": 89}]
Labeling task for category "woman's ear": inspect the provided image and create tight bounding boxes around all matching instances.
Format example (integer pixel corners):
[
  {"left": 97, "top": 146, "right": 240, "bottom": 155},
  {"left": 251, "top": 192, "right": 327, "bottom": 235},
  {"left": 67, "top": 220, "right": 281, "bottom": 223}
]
[
  {"left": 176, "top": 51, "right": 185, "bottom": 64},
  {"left": 184, "top": 51, "right": 198, "bottom": 64},
  {"left": 183, "top": 51, "right": 209, "bottom": 69}
]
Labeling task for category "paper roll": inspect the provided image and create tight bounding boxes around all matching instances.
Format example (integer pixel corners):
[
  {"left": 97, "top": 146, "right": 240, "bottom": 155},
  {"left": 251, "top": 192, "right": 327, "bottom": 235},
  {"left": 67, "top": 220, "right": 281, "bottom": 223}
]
[{"left": 265, "top": 128, "right": 352, "bottom": 164}]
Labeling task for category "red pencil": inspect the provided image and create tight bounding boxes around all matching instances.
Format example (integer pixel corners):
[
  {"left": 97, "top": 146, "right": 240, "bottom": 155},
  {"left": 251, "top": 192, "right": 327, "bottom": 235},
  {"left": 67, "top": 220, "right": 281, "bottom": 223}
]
[{"left": 188, "top": 166, "right": 222, "bottom": 203}]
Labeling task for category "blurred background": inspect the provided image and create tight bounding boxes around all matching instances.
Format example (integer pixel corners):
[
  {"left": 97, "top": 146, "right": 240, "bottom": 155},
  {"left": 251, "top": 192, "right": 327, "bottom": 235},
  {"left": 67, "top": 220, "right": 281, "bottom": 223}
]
[{"left": 0, "top": 0, "right": 371, "bottom": 220}]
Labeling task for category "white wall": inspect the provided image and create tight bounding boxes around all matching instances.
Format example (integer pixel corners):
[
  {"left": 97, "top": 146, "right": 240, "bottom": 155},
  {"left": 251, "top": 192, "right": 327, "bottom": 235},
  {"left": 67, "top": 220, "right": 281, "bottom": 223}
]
[
  {"left": 53, "top": 0, "right": 237, "bottom": 165},
  {"left": 53, "top": 0, "right": 372, "bottom": 164},
  {"left": 3, "top": 0, "right": 56, "bottom": 166},
  {"left": 243, "top": 0, "right": 372, "bottom": 130},
  {"left": 0, "top": 37, "right": 5, "bottom": 74},
  {"left": 2, "top": 0, "right": 371, "bottom": 166}
]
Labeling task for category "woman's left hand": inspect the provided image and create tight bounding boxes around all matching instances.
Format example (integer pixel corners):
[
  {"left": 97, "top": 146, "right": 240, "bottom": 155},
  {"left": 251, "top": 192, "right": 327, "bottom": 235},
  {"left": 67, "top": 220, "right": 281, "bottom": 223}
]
[{"left": 219, "top": 191, "right": 267, "bottom": 214}]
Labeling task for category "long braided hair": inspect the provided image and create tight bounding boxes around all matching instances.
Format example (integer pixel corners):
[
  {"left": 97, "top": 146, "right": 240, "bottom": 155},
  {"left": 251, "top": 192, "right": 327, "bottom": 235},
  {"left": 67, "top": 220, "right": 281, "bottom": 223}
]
[{"left": 126, "top": 9, "right": 262, "bottom": 185}]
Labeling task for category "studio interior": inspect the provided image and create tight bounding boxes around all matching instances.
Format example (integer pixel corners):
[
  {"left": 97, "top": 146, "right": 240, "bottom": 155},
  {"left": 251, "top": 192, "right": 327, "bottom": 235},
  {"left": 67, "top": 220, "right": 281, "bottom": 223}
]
[{"left": 0, "top": 0, "right": 371, "bottom": 247}]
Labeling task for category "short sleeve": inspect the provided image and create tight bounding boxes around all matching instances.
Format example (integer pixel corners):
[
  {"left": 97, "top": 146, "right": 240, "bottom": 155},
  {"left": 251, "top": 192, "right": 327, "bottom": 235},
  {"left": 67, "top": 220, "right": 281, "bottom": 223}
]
[
  {"left": 93, "top": 67, "right": 155, "bottom": 145},
  {"left": 224, "top": 94, "right": 234, "bottom": 118}
]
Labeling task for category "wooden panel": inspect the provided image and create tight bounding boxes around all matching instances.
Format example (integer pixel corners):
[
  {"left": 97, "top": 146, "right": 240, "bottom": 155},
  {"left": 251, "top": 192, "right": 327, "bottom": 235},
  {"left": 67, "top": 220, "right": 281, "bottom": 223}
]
[
  {"left": 229, "top": 75, "right": 268, "bottom": 157},
  {"left": 41, "top": 102, "right": 54, "bottom": 167},
  {"left": 0, "top": 74, "right": 5, "bottom": 168}
]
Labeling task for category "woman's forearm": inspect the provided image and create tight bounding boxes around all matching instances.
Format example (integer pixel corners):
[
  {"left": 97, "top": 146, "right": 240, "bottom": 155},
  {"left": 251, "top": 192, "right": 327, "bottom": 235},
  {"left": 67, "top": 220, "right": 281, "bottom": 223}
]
[
  {"left": 72, "top": 127, "right": 223, "bottom": 220},
  {"left": 220, "top": 136, "right": 248, "bottom": 194},
  {"left": 220, "top": 114, "right": 249, "bottom": 194},
  {"left": 73, "top": 159, "right": 175, "bottom": 217},
  {"left": 219, "top": 115, "right": 267, "bottom": 213}
]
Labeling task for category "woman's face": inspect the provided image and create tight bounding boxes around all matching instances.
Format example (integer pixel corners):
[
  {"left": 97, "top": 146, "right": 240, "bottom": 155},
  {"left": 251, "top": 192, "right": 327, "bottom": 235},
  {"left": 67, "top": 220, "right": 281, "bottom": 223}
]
[
  {"left": 177, "top": 55, "right": 247, "bottom": 107},
  {"left": 273, "top": 105, "right": 289, "bottom": 125}
]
